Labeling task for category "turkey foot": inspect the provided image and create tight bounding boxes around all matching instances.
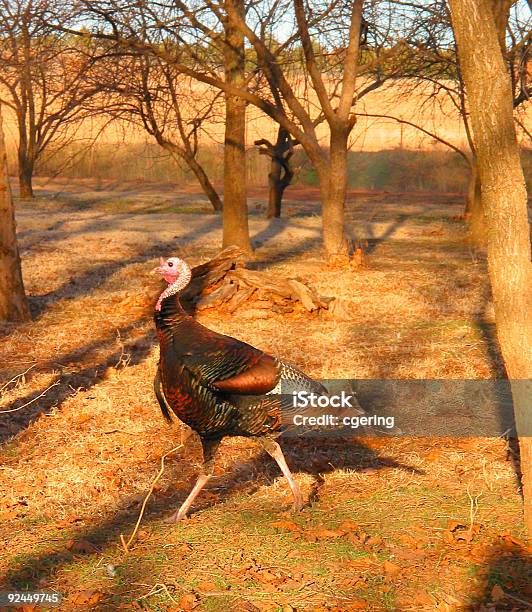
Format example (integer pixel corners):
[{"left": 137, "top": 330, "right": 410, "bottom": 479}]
[
  {"left": 166, "top": 438, "right": 220, "bottom": 523},
  {"left": 291, "top": 489, "right": 304, "bottom": 513},
  {"left": 165, "top": 474, "right": 211, "bottom": 523},
  {"left": 260, "top": 438, "right": 304, "bottom": 512}
]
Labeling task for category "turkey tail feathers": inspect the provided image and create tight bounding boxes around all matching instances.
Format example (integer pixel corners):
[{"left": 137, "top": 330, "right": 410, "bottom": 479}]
[
  {"left": 277, "top": 360, "right": 328, "bottom": 395},
  {"left": 154, "top": 368, "right": 174, "bottom": 423}
]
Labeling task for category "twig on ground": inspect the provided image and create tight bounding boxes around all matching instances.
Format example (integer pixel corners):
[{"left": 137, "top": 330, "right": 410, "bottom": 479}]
[
  {"left": 120, "top": 443, "right": 183, "bottom": 553},
  {"left": 137, "top": 582, "right": 181, "bottom": 605},
  {"left": 467, "top": 486, "right": 483, "bottom": 535},
  {"left": 505, "top": 592, "right": 532, "bottom": 608},
  {"left": 0, "top": 364, "right": 36, "bottom": 395},
  {"left": 0, "top": 379, "right": 60, "bottom": 414}
]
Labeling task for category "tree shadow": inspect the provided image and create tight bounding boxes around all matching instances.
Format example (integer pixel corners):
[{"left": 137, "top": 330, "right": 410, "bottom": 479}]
[
  {"left": 251, "top": 217, "right": 291, "bottom": 249},
  {"left": 474, "top": 284, "right": 506, "bottom": 379},
  {"left": 249, "top": 216, "right": 323, "bottom": 267},
  {"left": 25, "top": 215, "right": 221, "bottom": 319},
  {"left": 341, "top": 202, "right": 520, "bottom": 440},
  {"left": 205, "top": 434, "right": 424, "bottom": 510},
  {"left": 473, "top": 285, "right": 523, "bottom": 489},
  {"left": 251, "top": 234, "right": 322, "bottom": 268},
  {"left": 465, "top": 542, "right": 532, "bottom": 610},
  {"left": 353, "top": 213, "right": 409, "bottom": 254},
  {"left": 0, "top": 324, "right": 155, "bottom": 443}
]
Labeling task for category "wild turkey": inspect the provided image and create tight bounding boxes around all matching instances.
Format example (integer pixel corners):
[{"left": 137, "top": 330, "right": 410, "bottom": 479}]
[{"left": 152, "top": 256, "right": 326, "bottom": 522}]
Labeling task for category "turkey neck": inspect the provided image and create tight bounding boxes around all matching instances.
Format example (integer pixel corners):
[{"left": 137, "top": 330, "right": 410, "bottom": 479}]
[{"left": 155, "top": 293, "right": 191, "bottom": 333}]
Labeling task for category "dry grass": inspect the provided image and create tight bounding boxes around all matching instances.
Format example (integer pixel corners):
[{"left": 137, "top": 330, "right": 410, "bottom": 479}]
[{"left": 0, "top": 180, "right": 529, "bottom": 611}]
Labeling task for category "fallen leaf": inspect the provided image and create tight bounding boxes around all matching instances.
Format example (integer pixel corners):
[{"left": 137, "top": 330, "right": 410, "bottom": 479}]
[
  {"left": 491, "top": 584, "right": 505, "bottom": 602},
  {"left": 442, "top": 530, "right": 455, "bottom": 545},
  {"left": 344, "top": 598, "right": 368, "bottom": 609},
  {"left": 75, "top": 413, "right": 93, "bottom": 424},
  {"left": 500, "top": 532, "right": 528, "bottom": 550},
  {"left": 197, "top": 581, "right": 217, "bottom": 592},
  {"left": 447, "top": 520, "right": 465, "bottom": 532},
  {"left": 347, "top": 531, "right": 369, "bottom": 546},
  {"left": 70, "top": 590, "right": 103, "bottom": 606},
  {"left": 467, "top": 543, "right": 493, "bottom": 562},
  {"left": 285, "top": 550, "right": 302, "bottom": 559},
  {"left": 233, "top": 603, "right": 261, "bottom": 612},
  {"left": 66, "top": 538, "right": 100, "bottom": 554},
  {"left": 439, "top": 592, "right": 466, "bottom": 607},
  {"left": 346, "top": 557, "right": 374, "bottom": 570},
  {"left": 178, "top": 592, "right": 199, "bottom": 610},
  {"left": 382, "top": 560, "right": 401, "bottom": 578},
  {"left": 339, "top": 520, "right": 360, "bottom": 532},
  {"left": 270, "top": 520, "right": 301, "bottom": 532},
  {"left": 443, "top": 521, "right": 480, "bottom": 544},
  {"left": 135, "top": 529, "right": 150, "bottom": 542},
  {"left": 0, "top": 508, "right": 19, "bottom": 520},
  {"left": 395, "top": 596, "right": 415, "bottom": 608},
  {"left": 256, "top": 569, "right": 282, "bottom": 585},
  {"left": 52, "top": 516, "right": 83, "bottom": 528},
  {"left": 340, "top": 575, "right": 361, "bottom": 588},
  {"left": 391, "top": 547, "right": 426, "bottom": 563},
  {"left": 413, "top": 590, "right": 434, "bottom": 606},
  {"left": 308, "top": 528, "right": 345, "bottom": 540},
  {"left": 398, "top": 534, "right": 421, "bottom": 548}
]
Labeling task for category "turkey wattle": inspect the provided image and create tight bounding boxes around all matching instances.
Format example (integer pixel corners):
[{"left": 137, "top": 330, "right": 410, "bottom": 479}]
[{"left": 152, "top": 256, "right": 326, "bottom": 523}]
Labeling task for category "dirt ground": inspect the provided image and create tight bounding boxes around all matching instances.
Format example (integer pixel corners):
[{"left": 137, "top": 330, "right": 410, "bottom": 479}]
[{"left": 0, "top": 177, "right": 530, "bottom": 611}]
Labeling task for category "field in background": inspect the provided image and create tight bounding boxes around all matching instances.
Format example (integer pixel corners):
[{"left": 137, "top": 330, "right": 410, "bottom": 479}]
[
  {"left": 2, "top": 77, "right": 530, "bottom": 195},
  {"left": 17, "top": 143, "right": 532, "bottom": 195}
]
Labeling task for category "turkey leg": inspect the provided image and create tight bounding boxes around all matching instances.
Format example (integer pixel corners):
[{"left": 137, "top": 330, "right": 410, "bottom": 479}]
[
  {"left": 166, "top": 438, "right": 221, "bottom": 523},
  {"left": 260, "top": 438, "right": 304, "bottom": 512}
]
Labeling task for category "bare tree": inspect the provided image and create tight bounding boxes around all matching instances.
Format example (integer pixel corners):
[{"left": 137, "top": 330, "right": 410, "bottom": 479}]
[
  {"left": 0, "top": 103, "right": 29, "bottom": 321},
  {"left": 226, "top": 0, "right": 367, "bottom": 256},
  {"left": 378, "top": 0, "right": 530, "bottom": 245},
  {"left": 453, "top": 0, "right": 529, "bottom": 244},
  {"left": 96, "top": 52, "right": 223, "bottom": 211},
  {"left": 448, "top": 0, "right": 532, "bottom": 533},
  {"left": 0, "top": 0, "right": 105, "bottom": 198},
  {"left": 64, "top": 0, "right": 251, "bottom": 248},
  {"left": 255, "top": 126, "right": 297, "bottom": 218}
]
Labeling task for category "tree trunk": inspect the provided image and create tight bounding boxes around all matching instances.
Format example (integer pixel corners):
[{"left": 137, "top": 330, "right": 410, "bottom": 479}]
[
  {"left": 222, "top": 0, "right": 251, "bottom": 252},
  {"left": 18, "top": 152, "right": 34, "bottom": 199},
  {"left": 267, "top": 156, "right": 283, "bottom": 218},
  {"left": 0, "top": 107, "right": 30, "bottom": 321},
  {"left": 185, "top": 155, "right": 223, "bottom": 212},
  {"left": 462, "top": 0, "right": 512, "bottom": 246},
  {"left": 449, "top": 0, "right": 532, "bottom": 535},
  {"left": 465, "top": 162, "right": 487, "bottom": 246},
  {"left": 319, "top": 128, "right": 349, "bottom": 259},
  {"left": 256, "top": 127, "right": 295, "bottom": 219}
]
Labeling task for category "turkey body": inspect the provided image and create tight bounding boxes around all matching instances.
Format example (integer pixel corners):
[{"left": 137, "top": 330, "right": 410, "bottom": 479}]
[
  {"left": 154, "top": 290, "right": 325, "bottom": 522},
  {"left": 155, "top": 293, "right": 324, "bottom": 437}
]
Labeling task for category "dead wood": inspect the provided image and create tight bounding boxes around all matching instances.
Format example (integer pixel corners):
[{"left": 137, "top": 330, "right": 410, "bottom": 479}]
[{"left": 176, "top": 246, "right": 339, "bottom": 317}]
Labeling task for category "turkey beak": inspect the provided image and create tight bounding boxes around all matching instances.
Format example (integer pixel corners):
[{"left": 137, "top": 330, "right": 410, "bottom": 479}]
[{"left": 151, "top": 257, "right": 166, "bottom": 275}]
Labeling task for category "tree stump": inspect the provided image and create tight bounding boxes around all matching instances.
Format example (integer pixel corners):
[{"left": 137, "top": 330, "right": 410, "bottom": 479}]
[{"left": 176, "top": 247, "right": 339, "bottom": 318}]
